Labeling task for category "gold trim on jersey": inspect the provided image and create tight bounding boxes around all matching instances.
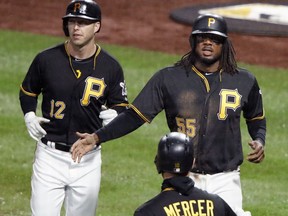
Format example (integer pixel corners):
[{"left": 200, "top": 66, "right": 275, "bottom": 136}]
[
  {"left": 110, "top": 103, "right": 129, "bottom": 109},
  {"left": 129, "top": 104, "right": 151, "bottom": 123},
  {"left": 191, "top": 65, "right": 224, "bottom": 92},
  {"left": 246, "top": 109, "right": 265, "bottom": 121},
  {"left": 20, "top": 85, "right": 37, "bottom": 97},
  {"left": 219, "top": 69, "right": 223, "bottom": 82},
  {"left": 64, "top": 41, "right": 102, "bottom": 78},
  {"left": 192, "top": 66, "right": 210, "bottom": 93},
  {"left": 93, "top": 44, "right": 101, "bottom": 70},
  {"left": 162, "top": 187, "right": 174, "bottom": 192}
]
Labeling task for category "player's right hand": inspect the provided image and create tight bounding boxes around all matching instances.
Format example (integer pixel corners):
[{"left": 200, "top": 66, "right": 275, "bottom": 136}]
[
  {"left": 71, "top": 132, "right": 99, "bottom": 163},
  {"left": 24, "top": 111, "right": 50, "bottom": 141},
  {"left": 247, "top": 140, "right": 265, "bottom": 163}
]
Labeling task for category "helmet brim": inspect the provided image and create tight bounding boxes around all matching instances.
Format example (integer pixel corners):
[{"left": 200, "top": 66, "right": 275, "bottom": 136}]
[
  {"left": 62, "top": 14, "right": 100, "bottom": 21},
  {"left": 192, "top": 30, "right": 227, "bottom": 38}
]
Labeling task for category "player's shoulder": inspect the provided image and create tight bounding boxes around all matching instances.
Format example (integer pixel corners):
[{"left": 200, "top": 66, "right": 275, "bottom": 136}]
[
  {"left": 160, "top": 64, "right": 185, "bottom": 72},
  {"left": 155, "top": 65, "right": 187, "bottom": 78},
  {"left": 97, "top": 45, "right": 122, "bottom": 66},
  {"left": 32, "top": 43, "right": 65, "bottom": 63},
  {"left": 223, "top": 67, "right": 257, "bottom": 84},
  {"left": 134, "top": 193, "right": 163, "bottom": 216},
  {"left": 236, "top": 67, "right": 256, "bottom": 80},
  {"left": 37, "top": 43, "right": 65, "bottom": 58},
  {"left": 146, "top": 65, "right": 187, "bottom": 85}
]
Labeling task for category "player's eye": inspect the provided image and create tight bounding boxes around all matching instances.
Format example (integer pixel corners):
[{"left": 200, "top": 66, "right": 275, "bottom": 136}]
[
  {"left": 68, "top": 19, "right": 94, "bottom": 27},
  {"left": 196, "top": 34, "right": 224, "bottom": 45}
]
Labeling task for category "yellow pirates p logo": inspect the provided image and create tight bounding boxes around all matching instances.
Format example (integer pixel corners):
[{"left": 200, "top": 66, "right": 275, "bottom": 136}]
[
  {"left": 208, "top": 18, "right": 216, "bottom": 27},
  {"left": 73, "top": 3, "right": 81, "bottom": 12}
]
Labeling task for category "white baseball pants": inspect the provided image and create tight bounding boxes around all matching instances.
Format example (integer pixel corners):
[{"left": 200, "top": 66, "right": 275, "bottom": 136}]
[
  {"left": 189, "top": 170, "right": 251, "bottom": 216},
  {"left": 30, "top": 141, "right": 101, "bottom": 216}
]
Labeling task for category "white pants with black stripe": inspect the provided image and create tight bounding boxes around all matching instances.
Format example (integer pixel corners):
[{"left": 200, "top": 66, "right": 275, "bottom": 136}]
[
  {"left": 31, "top": 140, "right": 101, "bottom": 216},
  {"left": 189, "top": 170, "right": 252, "bottom": 216}
]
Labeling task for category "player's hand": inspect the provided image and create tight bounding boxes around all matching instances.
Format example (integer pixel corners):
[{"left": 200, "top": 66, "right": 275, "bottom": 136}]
[
  {"left": 24, "top": 111, "right": 50, "bottom": 141},
  {"left": 247, "top": 140, "right": 265, "bottom": 163},
  {"left": 71, "top": 132, "right": 99, "bottom": 163},
  {"left": 99, "top": 105, "right": 118, "bottom": 126}
]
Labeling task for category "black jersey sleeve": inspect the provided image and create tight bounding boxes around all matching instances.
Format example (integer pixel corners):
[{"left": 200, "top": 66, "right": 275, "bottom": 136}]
[
  {"left": 247, "top": 118, "right": 266, "bottom": 145},
  {"left": 132, "top": 69, "right": 165, "bottom": 122},
  {"left": 96, "top": 108, "right": 145, "bottom": 143},
  {"left": 19, "top": 92, "right": 38, "bottom": 114},
  {"left": 19, "top": 54, "right": 43, "bottom": 114},
  {"left": 243, "top": 78, "right": 266, "bottom": 144}
]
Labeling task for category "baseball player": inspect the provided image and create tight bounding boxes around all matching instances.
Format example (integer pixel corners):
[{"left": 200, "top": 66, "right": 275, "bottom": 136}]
[
  {"left": 19, "top": 0, "right": 128, "bottom": 215},
  {"left": 134, "top": 132, "right": 236, "bottom": 216},
  {"left": 71, "top": 14, "right": 266, "bottom": 216}
]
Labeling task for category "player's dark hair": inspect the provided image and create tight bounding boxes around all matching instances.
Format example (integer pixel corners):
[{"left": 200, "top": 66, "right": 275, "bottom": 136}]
[{"left": 175, "top": 35, "right": 238, "bottom": 75}]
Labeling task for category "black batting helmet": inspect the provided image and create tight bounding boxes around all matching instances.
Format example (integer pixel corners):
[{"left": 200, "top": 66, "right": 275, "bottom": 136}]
[
  {"left": 62, "top": 0, "right": 101, "bottom": 36},
  {"left": 191, "top": 14, "right": 228, "bottom": 38},
  {"left": 155, "top": 132, "right": 194, "bottom": 174}
]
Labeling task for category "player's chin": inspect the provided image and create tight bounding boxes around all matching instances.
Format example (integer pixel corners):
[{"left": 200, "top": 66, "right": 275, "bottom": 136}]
[
  {"left": 71, "top": 38, "right": 82, "bottom": 44},
  {"left": 199, "top": 56, "right": 218, "bottom": 65},
  {"left": 71, "top": 36, "right": 84, "bottom": 44}
]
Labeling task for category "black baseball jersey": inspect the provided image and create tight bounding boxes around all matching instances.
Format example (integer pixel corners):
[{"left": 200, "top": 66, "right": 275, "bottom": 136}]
[
  {"left": 20, "top": 42, "right": 128, "bottom": 145},
  {"left": 134, "top": 177, "right": 236, "bottom": 216},
  {"left": 128, "top": 65, "right": 266, "bottom": 173}
]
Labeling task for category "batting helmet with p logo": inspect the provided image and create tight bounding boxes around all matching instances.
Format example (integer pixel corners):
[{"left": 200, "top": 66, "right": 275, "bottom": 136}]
[
  {"left": 191, "top": 14, "right": 228, "bottom": 38},
  {"left": 62, "top": 0, "right": 101, "bottom": 36}
]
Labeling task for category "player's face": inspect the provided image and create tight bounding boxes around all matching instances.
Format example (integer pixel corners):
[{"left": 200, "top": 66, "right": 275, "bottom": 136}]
[
  {"left": 194, "top": 34, "right": 224, "bottom": 66},
  {"left": 67, "top": 18, "right": 100, "bottom": 47}
]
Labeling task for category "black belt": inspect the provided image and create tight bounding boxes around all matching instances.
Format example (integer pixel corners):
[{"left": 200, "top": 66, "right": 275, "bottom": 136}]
[
  {"left": 191, "top": 169, "right": 218, "bottom": 175},
  {"left": 41, "top": 138, "right": 71, "bottom": 152},
  {"left": 191, "top": 168, "right": 238, "bottom": 175}
]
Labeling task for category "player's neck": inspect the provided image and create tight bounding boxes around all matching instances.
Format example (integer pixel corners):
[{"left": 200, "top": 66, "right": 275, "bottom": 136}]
[
  {"left": 194, "top": 61, "right": 220, "bottom": 73},
  {"left": 66, "top": 40, "right": 96, "bottom": 60}
]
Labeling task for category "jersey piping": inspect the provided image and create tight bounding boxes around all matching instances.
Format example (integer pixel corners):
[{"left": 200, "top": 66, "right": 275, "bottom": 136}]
[
  {"left": 111, "top": 102, "right": 129, "bottom": 108},
  {"left": 192, "top": 65, "right": 224, "bottom": 93},
  {"left": 192, "top": 65, "right": 210, "bottom": 92},
  {"left": 246, "top": 109, "right": 265, "bottom": 121},
  {"left": 20, "top": 85, "right": 38, "bottom": 97},
  {"left": 129, "top": 104, "right": 151, "bottom": 123},
  {"left": 64, "top": 41, "right": 102, "bottom": 78},
  {"left": 162, "top": 187, "right": 174, "bottom": 192}
]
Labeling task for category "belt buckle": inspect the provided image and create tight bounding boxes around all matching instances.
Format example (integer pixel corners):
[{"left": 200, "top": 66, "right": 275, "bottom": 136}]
[
  {"left": 41, "top": 138, "right": 70, "bottom": 152},
  {"left": 54, "top": 142, "right": 71, "bottom": 152}
]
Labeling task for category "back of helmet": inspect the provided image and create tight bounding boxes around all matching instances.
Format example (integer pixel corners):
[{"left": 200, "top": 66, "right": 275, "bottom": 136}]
[{"left": 155, "top": 132, "right": 194, "bottom": 174}]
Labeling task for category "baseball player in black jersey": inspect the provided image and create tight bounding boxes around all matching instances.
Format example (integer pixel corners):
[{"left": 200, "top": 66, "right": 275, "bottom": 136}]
[
  {"left": 134, "top": 132, "right": 236, "bottom": 216},
  {"left": 71, "top": 14, "right": 266, "bottom": 216},
  {"left": 19, "top": 1, "right": 128, "bottom": 215}
]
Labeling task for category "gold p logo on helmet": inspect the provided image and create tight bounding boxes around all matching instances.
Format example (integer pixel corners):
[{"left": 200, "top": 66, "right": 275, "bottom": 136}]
[
  {"left": 73, "top": 3, "right": 81, "bottom": 12},
  {"left": 208, "top": 18, "right": 216, "bottom": 27}
]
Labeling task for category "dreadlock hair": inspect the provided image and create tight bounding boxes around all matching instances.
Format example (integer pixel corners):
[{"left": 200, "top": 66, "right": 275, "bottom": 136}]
[{"left": 175, "top": 35, "right": 238, "bottom": 75}]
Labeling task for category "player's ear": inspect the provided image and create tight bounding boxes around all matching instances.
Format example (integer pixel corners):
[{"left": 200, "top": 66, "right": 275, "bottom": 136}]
[{"left": 94, "top": 21, "right": 101, "bottom": 34}]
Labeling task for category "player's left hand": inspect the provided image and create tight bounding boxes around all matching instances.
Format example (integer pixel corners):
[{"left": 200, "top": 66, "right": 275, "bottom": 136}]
[
  {"left": 99, "top": 105, "right": 118, "bottom": 126},
  {"left": 71, "top": 132, "right": 99, "bottom": 163},
  {"left": 247, "top": 140, "right": 265, "bottom": 163}
]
